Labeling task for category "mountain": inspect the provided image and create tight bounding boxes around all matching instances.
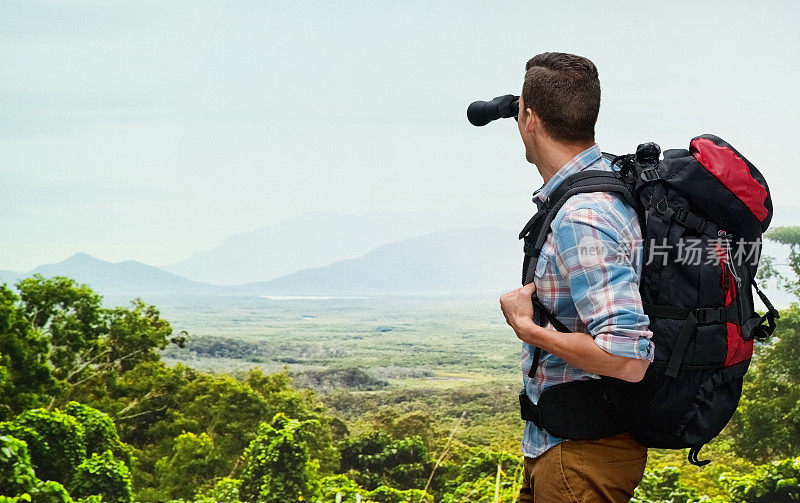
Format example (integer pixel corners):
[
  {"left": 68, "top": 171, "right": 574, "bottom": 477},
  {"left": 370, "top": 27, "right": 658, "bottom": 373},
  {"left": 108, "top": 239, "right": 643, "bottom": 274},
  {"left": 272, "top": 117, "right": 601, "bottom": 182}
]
[
  {"left": 164, "top": 210, "right": 525, "bottom": 285},
  {"left": 237, "top": 224, "right": 798, "bottom": 307},
  {"left": 236, "top": 226, "right": 521, "bottom": 295},
  {"left": 21, "top": 253, "right": 221, "bottom": 296},
  {"left": 8, "top": 203, "right": 797, "bottom": 302}
]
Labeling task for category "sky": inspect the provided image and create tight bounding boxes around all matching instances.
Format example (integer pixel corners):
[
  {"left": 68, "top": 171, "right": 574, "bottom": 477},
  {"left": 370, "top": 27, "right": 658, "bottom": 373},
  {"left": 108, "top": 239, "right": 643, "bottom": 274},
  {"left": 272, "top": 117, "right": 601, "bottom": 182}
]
[{"left": 2, "top": 0, "right": 799, "bottom": 271}]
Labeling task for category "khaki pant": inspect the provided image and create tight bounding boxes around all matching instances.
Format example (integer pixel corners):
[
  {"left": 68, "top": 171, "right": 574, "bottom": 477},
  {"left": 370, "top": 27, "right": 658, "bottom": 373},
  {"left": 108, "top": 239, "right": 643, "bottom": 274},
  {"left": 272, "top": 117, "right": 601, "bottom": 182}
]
[{"left": 518, "top": 433, "right": 647, "bottom": 503}]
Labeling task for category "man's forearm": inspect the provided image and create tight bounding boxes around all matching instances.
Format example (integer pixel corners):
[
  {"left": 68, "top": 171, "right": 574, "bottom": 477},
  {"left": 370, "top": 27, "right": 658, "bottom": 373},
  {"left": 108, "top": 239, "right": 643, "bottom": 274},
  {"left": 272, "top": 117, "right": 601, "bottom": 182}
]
[{"left": 514, "top": 318, "right": 649, "bottom": 382}]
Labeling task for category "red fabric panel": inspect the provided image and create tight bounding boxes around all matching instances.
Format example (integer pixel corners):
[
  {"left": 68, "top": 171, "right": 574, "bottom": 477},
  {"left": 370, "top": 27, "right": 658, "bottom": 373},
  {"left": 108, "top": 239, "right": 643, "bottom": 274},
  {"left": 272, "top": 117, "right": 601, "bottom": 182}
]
[
  {"left": 720, "top": 249, "right": 753, "bottom": 366},
  {"left": 690, "top": 137, "right": 769, "bottom": 222},
  {"left": 725, "top": 321, "right": 753, "bottom": 366}
]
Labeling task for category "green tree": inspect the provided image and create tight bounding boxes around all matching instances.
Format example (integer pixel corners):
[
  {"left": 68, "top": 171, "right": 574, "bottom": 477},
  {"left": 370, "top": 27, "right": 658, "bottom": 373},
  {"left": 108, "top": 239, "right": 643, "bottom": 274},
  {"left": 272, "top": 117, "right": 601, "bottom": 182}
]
[
  {"left": 69, "top": 451, "right": 132, "bottom": 503},
  {"left": 758, "top": 226, "right": 800, "bottom": 299},
  {"left": 154, "top": 432, "right": 224, "bottom": 501},
  {"left": 730, "top": 226, "right": 800, "bottom": 462},
  {"left": 64, "top": 402, "right": 132, "bottom": 467},
  {"left": 0, "top": 285, "right": 55, "bottom": 418},
  {"left": 731, "top": 304, "right": 800, "bottom": 462},
  {"left": 0, "top": 434, "right": 40, "bottom": 496},
  {"left": 97, "top": 365, "right": 338, "bottom": 499},
  {"left": 722, "top": 457, "right": 800, "bottom": 502},
  {"left": 366, "top": 486, "right": 433, "bottom": 503},
  {"left": 319, "top": 474, "right": 366, "bottom": 503},
  {"left": 0, "top": 434, "right": 73, "bottom": 503},
  {"left": 102, "top": 299, "right": 173, "bottom": 373},
  {"left": 13, "top": 275, "right": 175, "bottom": 405},
  {"left": 0, "top": 408, "right": 85, "bottom": 485},
  {"left": 438, "top": 449, "right": 522, "bottom": 502},
  {"left": 194, "top": 477, "right": 243, "bottom": 503},
  {"left": 16, "top": 275, "right": 105, "bottom": 384},
  {"left": 239, "top": 413, "right": 320, "bottom": 503},
  {"left": 246, "top": 368, "right": 339, "bottom": 472},
  {"left": 339, "top": 432, "right": 432, "bottom": 491},
  {"left": 352, "top": 408, "right": 435, "bottom": 448}
]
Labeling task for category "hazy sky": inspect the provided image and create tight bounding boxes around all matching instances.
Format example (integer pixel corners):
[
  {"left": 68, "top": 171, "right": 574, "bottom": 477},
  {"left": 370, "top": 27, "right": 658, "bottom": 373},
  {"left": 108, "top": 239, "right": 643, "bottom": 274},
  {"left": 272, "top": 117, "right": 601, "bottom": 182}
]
[{"left": 2, "top": 0, "right": 799, "bottom": 271}]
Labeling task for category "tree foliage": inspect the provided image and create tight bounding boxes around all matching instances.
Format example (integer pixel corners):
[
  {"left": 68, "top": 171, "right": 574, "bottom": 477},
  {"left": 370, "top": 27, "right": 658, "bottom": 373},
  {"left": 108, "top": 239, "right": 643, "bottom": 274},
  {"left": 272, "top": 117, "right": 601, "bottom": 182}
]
[
  {"left": 0, "top": 408, "right": 86, "bottom": 485},
  {"left": 0, "top": 285, "right": 55, "bottom": 418},
  {"left": 2, "top": 273, "right": 799, "bottom": 502},
  {"left": 69, "top": 451, "right": 132, "bottom": 503},
  {"left": 760, "top": 226, "right": 800, "bottom": 299},
  {"left": 339, "top": 432, "right": 432, "bottom": 491},
  {"left": 193, "top": 477, "right": 243, "bottom": 503},
  {"left": 64, "top": 401, "right": 132, "bottom": 467},
  {"left": 16, "top": 275, "right": 106, "bottom": 384},
  {"left": 0, "top": 434, "right": 41, "bottom": 496},
  {"left": 730, "top": 304, "right": 800, "bottom": 462},
  {"left": 239, "top": 413, "right": 321, "bottom": 503},
  {"left": 154, "top": 432, "right": 224, "bottom": 501},
  {"left": 729, "top": 226, "right": 800, "bottom": 462},
  {"left": 722, "top": 457, "right": 800, "bottom": 503}
]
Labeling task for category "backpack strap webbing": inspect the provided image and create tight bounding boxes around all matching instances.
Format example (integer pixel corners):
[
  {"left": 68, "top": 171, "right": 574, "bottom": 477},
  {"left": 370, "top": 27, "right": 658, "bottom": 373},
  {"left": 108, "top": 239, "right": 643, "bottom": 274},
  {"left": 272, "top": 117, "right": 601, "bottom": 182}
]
[
  {"left": 742, "top": 278, "right": 780, "bottom": 341},
  {"left": 520, "top": 170, "right": 636, "bottom": 378},
  {"left": 526, "top": 295, "right": 571, "bottom": 379},
  {"left": 519, "top": 170, "right": 634, "bottom": 243},
  {"left": 520, "top": 171, "right": 635, "bottom": 287}
]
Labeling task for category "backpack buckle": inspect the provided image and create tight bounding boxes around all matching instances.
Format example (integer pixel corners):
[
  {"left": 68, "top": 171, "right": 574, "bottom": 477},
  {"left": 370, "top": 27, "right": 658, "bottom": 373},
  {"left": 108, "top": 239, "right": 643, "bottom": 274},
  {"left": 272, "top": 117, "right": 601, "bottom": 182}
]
[
  {"left": 640, "top": 168, "right": 661, "bottom": 182},
  {"left": 695, "top": 307, "right": 725, "bottom": 324}
]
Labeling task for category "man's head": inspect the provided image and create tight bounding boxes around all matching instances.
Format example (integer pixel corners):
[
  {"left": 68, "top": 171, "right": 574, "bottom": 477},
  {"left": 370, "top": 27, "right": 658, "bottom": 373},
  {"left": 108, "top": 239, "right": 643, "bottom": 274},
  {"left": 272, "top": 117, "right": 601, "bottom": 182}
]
[{"left": 517, "top": 52, "right": 600, "bottom": 165}]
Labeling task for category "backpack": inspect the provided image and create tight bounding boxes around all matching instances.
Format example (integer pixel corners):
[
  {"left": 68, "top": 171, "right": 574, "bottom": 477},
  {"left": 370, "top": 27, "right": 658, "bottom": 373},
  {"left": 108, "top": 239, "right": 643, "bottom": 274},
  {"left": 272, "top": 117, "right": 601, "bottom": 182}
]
[{"left": 517, "top": 134, "right": 780, "bottom": 465}]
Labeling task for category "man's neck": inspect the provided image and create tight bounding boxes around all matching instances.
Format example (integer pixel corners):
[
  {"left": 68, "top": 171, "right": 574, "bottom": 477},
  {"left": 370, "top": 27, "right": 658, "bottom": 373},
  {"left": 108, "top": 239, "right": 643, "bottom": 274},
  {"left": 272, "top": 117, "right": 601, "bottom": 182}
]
[{"left": 535, "top": 140, "right": 596, "bottom": 184}]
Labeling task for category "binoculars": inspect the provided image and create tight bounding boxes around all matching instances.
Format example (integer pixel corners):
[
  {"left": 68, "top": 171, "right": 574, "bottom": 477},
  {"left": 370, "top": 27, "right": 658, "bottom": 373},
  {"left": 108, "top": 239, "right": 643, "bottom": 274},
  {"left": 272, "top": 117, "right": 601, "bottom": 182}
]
[{"left": 467, "top": 94, "right": 519, "bottom": 126}]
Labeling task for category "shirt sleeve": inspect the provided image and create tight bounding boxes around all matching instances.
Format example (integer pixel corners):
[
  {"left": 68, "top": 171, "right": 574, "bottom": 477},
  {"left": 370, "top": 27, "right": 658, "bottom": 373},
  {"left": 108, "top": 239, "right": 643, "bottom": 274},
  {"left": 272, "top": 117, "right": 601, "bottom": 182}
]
[{"left": 553, "top": 207, "right": 654, "bottom": 361}]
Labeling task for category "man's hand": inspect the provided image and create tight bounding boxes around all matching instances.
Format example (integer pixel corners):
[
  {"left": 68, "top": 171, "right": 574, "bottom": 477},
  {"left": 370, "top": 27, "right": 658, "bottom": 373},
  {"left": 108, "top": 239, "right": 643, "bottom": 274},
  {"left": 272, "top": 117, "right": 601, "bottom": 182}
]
[
  {"left": 500, "top": 282, "right": 650, "bottom": 382},
  {"left": 500, "top": 283, "right": 537, "bottom": 339}
]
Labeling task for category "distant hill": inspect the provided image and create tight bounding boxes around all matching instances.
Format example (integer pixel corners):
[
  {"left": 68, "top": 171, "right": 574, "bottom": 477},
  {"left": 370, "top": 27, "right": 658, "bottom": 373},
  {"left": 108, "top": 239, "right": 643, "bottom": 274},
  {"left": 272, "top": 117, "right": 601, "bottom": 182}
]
[
  {"left": 5, "top": 218, "right": 796, "bottom": 306},
  {"left": 238, "top": 225, "right": 798, "bottom": 307},
  {"left": 237, "top": 226, "right": 521, "bottom": 295},
  {"left": 164, "top": 210, "right": 524, "bottom": 285},
  {"left": 17, "top": 252, "right": 221, "bottom": 296}
]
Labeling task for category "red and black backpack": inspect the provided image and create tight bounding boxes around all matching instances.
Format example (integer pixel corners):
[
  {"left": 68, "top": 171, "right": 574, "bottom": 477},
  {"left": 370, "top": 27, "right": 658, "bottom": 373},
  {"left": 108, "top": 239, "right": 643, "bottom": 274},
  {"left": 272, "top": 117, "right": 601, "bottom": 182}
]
[{"left": 518, "top": 134, "right": 780, "bottom": 465}]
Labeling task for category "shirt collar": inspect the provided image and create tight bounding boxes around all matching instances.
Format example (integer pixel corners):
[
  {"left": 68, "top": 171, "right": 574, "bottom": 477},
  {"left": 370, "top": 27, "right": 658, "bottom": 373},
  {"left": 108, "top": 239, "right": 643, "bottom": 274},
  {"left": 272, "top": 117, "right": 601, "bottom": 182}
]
[{"left": 532, "top": 144, "right": 604, "bottom": 206}]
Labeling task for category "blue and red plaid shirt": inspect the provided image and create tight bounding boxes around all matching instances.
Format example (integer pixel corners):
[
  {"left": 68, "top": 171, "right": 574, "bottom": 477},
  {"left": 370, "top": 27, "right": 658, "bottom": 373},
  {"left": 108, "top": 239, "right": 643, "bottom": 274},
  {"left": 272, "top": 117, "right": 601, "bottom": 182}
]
[{"left": 521, "top": 144, "right": 654, "bottom": 459}]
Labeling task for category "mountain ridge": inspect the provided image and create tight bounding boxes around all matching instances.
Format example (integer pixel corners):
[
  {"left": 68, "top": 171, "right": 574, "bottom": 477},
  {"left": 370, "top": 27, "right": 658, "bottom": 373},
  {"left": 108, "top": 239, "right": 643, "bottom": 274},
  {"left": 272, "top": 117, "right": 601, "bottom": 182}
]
[
  {"left": 236, "top": 225, "right": 520, "bottom": 295},
  {"left": 2, "top": 225, "right": 522, "bottom": 298},
  {"left": 6, "top": 252, "right": 223, "bottom": 296},
  {"left": 162, "top": 210, "right": 526, "bottom": 285}
]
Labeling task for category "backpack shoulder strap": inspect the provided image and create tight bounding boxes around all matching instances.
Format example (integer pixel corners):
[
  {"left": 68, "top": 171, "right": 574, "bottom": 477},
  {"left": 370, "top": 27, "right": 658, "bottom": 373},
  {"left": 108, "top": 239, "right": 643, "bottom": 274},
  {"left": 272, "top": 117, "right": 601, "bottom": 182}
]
[
  {"left": 519, "top": 169, "right": 636, "bottom": 341},
  {"left": 519, "top": 170, "right": 635, "bottom": 256},
  {"left": 519, "top": 169, "right": 636, "bottom": 389}
]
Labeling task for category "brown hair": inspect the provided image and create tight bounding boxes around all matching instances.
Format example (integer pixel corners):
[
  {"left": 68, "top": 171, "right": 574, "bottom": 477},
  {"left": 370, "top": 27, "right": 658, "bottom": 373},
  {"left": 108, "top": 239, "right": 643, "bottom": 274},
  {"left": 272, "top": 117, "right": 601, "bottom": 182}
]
[{"left": 523, "top": 52, "right": 600, "bottom": 144}]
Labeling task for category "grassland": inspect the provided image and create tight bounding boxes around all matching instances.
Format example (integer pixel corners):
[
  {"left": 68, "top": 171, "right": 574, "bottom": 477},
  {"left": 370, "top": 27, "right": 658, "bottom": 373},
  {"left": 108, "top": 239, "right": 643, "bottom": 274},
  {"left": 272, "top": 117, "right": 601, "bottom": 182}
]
[{"left": 120, "top": 293, "right": 525, "bottom": 451}]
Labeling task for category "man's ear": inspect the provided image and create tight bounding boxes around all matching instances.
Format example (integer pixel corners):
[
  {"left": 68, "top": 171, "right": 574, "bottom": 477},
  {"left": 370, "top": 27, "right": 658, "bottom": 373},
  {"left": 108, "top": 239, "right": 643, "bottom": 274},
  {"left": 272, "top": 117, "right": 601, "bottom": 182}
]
[{"left": 524, "top": 107, "right": 539, "bottom": 135}]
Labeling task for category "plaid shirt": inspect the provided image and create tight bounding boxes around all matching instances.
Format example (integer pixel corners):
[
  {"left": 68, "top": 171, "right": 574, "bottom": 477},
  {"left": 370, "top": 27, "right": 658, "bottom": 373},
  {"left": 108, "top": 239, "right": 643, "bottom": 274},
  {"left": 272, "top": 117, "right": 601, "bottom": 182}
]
[{"left": 521, "top": 144, "right": 654, "bottom": 459}]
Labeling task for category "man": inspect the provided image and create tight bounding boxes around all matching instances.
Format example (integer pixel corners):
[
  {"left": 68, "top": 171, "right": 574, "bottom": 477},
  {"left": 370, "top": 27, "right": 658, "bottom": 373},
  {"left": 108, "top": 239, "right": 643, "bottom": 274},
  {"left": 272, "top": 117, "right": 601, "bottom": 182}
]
[{"left": 499, "top": 52, "right": 654, "bottom": 502}]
